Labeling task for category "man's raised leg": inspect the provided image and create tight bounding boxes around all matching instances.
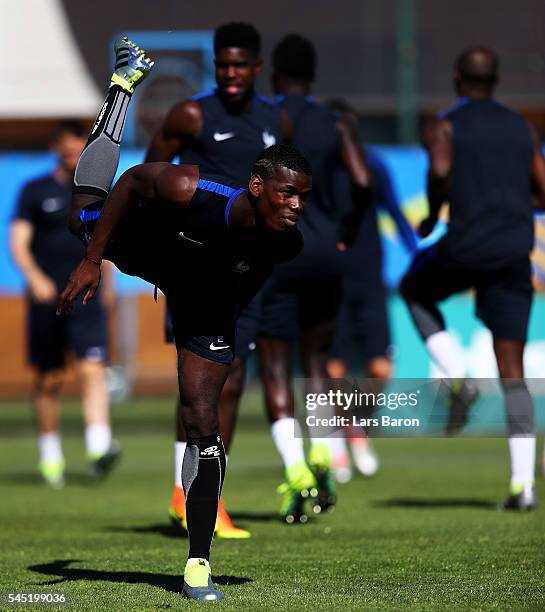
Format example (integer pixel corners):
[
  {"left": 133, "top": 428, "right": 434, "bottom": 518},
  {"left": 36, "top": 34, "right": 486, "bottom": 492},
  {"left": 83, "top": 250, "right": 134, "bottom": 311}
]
[{"left": 69, "top": 37, "right": 153, "bottom": 233}]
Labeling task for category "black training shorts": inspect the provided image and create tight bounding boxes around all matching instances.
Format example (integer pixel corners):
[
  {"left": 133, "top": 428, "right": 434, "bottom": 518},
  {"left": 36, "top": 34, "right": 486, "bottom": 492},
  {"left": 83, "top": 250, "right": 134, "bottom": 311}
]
[
  {"left": 402, "top": 244, "right": 533, "bottom": 342},
  {"left": 28, "top": 297, "right": 108, "bottom": 373},
  {"left": 259, "top": 274, "right": 342, "bottom": 340}
]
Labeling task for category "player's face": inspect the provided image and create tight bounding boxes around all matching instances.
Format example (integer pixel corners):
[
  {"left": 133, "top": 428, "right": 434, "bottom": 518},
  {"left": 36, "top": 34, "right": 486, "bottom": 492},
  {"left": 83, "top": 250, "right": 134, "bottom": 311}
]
[
  {"left": 51, "top": 133, "right": 86, "bottom": 175},
  {"left": 215, "top": 47, "right": 262, "bottom": 103},
  {"left": 251, "top": 166, "right": 312, "bottom": 232}
]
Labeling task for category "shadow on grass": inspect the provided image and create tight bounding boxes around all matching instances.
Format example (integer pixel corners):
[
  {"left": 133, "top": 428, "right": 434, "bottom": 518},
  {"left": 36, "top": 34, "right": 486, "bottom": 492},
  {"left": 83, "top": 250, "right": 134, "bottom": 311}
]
[
  {"left": 28, "top": 559, "right": 251, "bottom": 594},
  {"left": 0, "top": 472, "right": 100, "bottom": 487},
  {"left": 0, "top": 472, "right": 43, "bottom": 485},
  {"left": 372, "top": 497, "right": 497, "bottom": 509},
  {"left": 228, "top": 511, "right": 278, "bottom": 522},
  {"left": 105, "top": 523, "right": 187, "bottom": 539}
]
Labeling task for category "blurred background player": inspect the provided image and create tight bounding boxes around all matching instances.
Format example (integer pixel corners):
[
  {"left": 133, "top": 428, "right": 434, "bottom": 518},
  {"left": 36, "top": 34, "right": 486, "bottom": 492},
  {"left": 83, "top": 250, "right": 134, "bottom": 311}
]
[
  {"left": 9, "top": 121, "right": 118, "bottom": 488},
  {"left": 145, "top": 22, "right": 288, "bottom": 536},
  {"left": 257, "top": 34, "right": 373, "bottom": 521},
  {"left": 401, "top": 47, "right": 545, "bottom": 510},
  {"left": 326, "top": 100, "right": 417, "bottom": 481}
]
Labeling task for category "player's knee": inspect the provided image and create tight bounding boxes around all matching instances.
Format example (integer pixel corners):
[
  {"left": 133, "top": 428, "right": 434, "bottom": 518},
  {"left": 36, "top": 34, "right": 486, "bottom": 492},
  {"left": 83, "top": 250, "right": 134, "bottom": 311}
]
[
  {"left": 35, "top": 371, "right": 64, "bottom": 396},
  {"left": 494, "top": 341, "right": 525, "bottom": 380},
  {"left": 498, "top": 363, "right": 524, "bottom": 380},
  {"left": 179, "top": 394, "right": 219, "bottom": 439},
  {"left": 366, "top": 357, "right": 392, "bottom": 380},
  {"left": 78, "top": 359, "right": 106, "bottom": 387},
  {"left": 260, "top": 360, "right": 290, "bottom": 389},
  {"left": 304, "top": 355, "right": 329, "bottom": 379},
  {"left": 181, "top": 406, "right": 219, "bottom": 439},
  {"left": 327, "top": 358, "right": 347, "bottom": 379},
  {"left": 222, "top": 360, "right": 245, "bottom": 400}
]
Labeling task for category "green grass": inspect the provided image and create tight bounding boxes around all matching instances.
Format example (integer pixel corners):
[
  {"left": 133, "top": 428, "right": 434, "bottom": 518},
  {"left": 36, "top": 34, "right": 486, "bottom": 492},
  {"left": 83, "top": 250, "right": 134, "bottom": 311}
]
[{"left": 0, "top": 393, "right": 544, "bottom": 610}]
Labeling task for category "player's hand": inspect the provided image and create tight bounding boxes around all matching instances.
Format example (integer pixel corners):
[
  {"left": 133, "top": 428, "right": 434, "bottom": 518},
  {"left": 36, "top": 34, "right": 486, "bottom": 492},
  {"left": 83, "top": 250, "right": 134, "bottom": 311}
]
[
  {"left": 337, "top": 209, "right": 363, "bottom": 251},
  {"left": 56, "top": 258, "right": 101, "bottom": 315},
  {"left": 418, "top": 216, "right": 438, "bottom": 238},
  {"left": 29, "top": 272, "right": 57, "bottom": 303}
]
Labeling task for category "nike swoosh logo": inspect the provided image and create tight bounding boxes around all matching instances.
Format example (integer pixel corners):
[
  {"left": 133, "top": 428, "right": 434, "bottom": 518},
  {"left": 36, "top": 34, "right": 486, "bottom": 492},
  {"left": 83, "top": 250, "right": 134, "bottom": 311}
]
[
  {"left": 213, "top": 131, "right": 235, "bottom": 142},
  {"left": 210, "top": 343, "right": 230, "bottom": 351},
  {"left": 179, "top": 231, "right": 203, "bottom": 245}
]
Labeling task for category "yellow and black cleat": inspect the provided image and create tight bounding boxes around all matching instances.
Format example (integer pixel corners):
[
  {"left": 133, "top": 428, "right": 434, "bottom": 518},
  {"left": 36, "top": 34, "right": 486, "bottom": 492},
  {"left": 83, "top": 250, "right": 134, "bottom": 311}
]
[{"left": 110, "top": 36, "right": 154, "bottom": 93}]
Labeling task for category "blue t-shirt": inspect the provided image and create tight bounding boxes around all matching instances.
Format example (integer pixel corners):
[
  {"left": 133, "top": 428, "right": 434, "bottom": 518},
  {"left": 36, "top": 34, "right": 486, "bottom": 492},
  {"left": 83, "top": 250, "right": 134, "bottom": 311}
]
[{"left": 13, "top": 173, "right": 84, "bottom": 288}]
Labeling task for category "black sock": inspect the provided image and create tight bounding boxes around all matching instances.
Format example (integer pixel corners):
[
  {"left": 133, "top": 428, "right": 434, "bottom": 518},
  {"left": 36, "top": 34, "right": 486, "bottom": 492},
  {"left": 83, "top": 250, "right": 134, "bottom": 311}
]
[
  {"left": 183, "top": 434, "right": 226, "bottom": 561},
  {"left": 74, "top": 85, "right": 131, "bottom": 198}
]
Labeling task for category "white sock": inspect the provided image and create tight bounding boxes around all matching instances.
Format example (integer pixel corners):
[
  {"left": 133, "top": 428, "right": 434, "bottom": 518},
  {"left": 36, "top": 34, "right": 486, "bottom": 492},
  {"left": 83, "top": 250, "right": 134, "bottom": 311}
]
[
  {"left": 85, "top": 423, "right": 111, "bottom": 457},
  {"left": 39, "top": 432, "right": 63, "bottom": 463},
  {"left": 271, "top": 417, "right": 305, "bottom": 469},
  {"left": 509, "top": 436, "right": 536, "bottom": 487},
  {"left": 174, "top": 441, "right": 187, "bottom": 488},
  {"left": 426, "top": 330, "right": 466, "bottom": 379}
]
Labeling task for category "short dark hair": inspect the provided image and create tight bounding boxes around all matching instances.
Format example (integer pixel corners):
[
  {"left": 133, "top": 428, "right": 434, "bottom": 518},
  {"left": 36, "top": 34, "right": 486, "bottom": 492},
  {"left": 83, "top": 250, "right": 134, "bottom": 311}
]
[
  {"left": 273, "top": 34, "right": 316, "bottom": 81},
  {"left": 214, "top": 22, "right": 261, "bottom": 55},
  {"left": 51, "top": 120, "right": 86, "bottom": 142},
  {"left": 252, "top": 144, "right": 312, "bottom": 180},
  {"left": 455, "top": 47, "right": 498, "bottom": 87}
]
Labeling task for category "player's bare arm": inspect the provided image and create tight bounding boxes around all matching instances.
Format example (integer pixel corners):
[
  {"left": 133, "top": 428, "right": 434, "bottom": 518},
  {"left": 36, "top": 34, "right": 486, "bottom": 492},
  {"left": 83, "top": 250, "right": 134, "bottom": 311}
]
[
  {"left": 336, "top": 113, "right": 374, "bottom": 249},
  {"left": 58, "top": 163, "right": 199, "bottom": 313},
  {"left": 420, "top": 117, "right": 453, "bottom": 236},
  {"left": 528, "top": 121, "right": 545, "bottom": 210},
  {"left": 145, "top": 101, "right": 203, "bottom": 162}
]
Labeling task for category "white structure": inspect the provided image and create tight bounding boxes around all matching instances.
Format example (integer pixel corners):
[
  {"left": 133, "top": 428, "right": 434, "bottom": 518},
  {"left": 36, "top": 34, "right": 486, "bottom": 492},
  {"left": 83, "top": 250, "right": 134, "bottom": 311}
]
[{"left": 0, "top": 0, "right": 101, "bottom": 117}]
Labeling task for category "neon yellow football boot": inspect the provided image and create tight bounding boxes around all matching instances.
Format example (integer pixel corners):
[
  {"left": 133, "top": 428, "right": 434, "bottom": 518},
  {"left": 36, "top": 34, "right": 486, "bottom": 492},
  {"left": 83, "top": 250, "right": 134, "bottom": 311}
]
[
  {"left": 110, "top": 36, "right": 154, "bottom": 93},
  {"left": 277, "top": 460, "right": 318, "bottom": 524},
  {"left": 183, "top": 559, "right": 224, "bottom": 601},
  {"left": 39, "top": 458, "right": 65, "bottom": 489}
]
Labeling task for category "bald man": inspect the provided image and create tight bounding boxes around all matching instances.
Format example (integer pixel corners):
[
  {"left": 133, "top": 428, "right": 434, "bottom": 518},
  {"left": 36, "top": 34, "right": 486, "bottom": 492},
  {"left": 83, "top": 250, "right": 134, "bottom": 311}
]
[{"left": 401, "top": 47, "right": 545, "bottom": 510}]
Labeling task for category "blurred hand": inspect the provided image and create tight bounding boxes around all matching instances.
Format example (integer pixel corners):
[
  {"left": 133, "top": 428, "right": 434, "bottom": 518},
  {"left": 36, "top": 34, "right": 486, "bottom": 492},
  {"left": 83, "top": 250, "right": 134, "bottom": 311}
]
[
  {"left": 418, "top": 216, "right": 438, "bottom": 238},
  {"left": 337, "top": 210, "right": 363, "bottom": 251},
  {"left": 56, "top": 259, "right": 101, "bottom": 315},
  {"left": 29, "top": 272, "right": 57, "bottom": 303}
]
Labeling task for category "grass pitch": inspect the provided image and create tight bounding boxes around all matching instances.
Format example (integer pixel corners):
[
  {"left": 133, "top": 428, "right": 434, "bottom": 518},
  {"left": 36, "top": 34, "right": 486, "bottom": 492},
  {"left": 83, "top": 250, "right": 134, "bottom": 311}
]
[{"left": 0, "top": 393, "right": 544, "bottom": 610}]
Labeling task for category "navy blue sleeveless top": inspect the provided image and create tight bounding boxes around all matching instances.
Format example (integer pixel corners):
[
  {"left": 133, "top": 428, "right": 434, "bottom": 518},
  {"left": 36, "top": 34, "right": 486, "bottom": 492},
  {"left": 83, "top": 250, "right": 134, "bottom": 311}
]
[
  {"left": 180, "top": 89, "right": 283, "bottom": 187},
  {"left": 440, "top": 98, "right": 534, "bottom": 268},
  {"left": 275, "top": 94, "right": 343, "bottom": 277}
]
